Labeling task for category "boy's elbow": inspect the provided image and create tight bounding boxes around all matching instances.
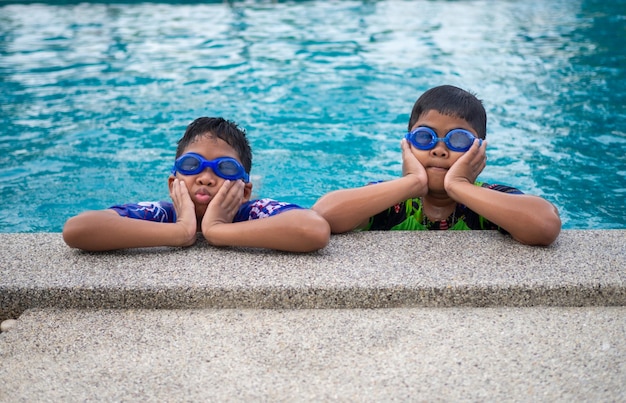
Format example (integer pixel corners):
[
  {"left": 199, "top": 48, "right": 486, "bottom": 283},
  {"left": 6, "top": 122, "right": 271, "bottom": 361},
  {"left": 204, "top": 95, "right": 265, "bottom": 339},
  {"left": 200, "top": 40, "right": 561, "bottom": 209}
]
[
  {"left": 535, "top": 206, "right": 562, "bottom": 246},
  {"left": 62, "top": 216, "right": 86, "bottom": 249},
  {"left": 515, "top": 213, "right": 562, "bottom": 246},
  {"left": 62, "top": 210, "right": 115, "bottom": 251},
  {"left": 536, "top": 216, "right": 562, "bottom": 246},
  {"left": 298, "top": 212, "right": 331, "bottom": 252},
  {"left": 311, "top": 199, "right": 330, "bottom": 221},
  {"left": 307, "top": 219, "right": 332, "bottom": 251},
  {"left": 311, "top": 202, "right": 352, "bottom": 234}
]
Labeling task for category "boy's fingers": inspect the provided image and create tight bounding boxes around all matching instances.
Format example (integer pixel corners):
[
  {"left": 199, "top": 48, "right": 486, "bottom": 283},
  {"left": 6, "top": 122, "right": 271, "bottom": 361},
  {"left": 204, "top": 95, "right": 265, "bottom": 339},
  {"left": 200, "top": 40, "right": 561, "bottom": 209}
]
[
  {"left": 401, "top": 138, "right": 411, "bottom": 152},
  {"left": 173, "top": 179, "right": 188, "bottom": 200},
  {"left": 171, "top": 179, "right": 181, "bottom": 199},
  {"left": 214, "top": 180, "right": 243, "bottom": 211},
  {"left": 462, "top": 139, "right": 486, "bottom": 164},
  {"left": 223, "top": 181, "right": 244, "bottom": 208},
  {"left": 203, "top": 180, "right": 243, "bottom": 227},
  {"left": 211, "top": 180, "right": 229, "bottom": 205},
  {"left": 401, "top": 139, "right": 414, "bottom": 161}
]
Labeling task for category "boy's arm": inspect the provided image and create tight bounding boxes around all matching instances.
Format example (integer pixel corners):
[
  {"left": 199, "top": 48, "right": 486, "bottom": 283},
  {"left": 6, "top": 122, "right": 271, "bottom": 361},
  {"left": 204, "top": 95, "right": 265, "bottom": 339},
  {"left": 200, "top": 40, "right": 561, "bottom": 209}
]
[
  {"left": 63, "top": 181, "right": 198, "bottom": 251},
  {"left": 445, "top": 142, "right": 561, "bottom": 246},
  {"left": 200, "top": 180, "right": 330, "bottom": 252},
  {"left": 446, "top": 183, "right": 561, "bottom": 246},
  {"left": 312, "top": 140, "right": 428, "bottom": 233},
  {"left": 62, "top": 209, "right": 197, "bottom": 251},
  {"left": 312, "top": 177, "right": 422, "bottom": 233},
  {"left": 203, "top": 209, "right": 330, "bottom": 252}
]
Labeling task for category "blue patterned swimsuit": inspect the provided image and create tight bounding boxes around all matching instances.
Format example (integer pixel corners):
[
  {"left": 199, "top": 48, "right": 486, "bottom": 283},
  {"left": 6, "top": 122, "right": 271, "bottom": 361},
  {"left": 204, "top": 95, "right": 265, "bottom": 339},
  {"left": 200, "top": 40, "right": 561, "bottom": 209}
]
[{"left": 110, "top": 198, "right": 301, "bottom": 223}]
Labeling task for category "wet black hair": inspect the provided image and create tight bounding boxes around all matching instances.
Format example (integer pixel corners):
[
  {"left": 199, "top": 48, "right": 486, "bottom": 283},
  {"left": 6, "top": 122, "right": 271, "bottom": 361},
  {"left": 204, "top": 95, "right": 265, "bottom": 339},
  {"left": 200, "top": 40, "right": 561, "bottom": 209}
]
[
  {"left": 408, "top": 85, "right": 487, "bottom": 139},
  {"left": 175, "top": 117, "right": 252, "bottom": 173}
]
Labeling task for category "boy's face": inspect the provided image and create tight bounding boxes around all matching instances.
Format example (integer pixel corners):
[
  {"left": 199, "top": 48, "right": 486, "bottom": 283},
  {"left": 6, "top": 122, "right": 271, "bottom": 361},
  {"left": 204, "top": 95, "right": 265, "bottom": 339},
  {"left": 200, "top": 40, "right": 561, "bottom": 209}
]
[
  {"left": 409, "top": 109, "right": 479, "bottom": 192},
  {"left": 168, "top": 134, "right": 252, "bottom": 218}
]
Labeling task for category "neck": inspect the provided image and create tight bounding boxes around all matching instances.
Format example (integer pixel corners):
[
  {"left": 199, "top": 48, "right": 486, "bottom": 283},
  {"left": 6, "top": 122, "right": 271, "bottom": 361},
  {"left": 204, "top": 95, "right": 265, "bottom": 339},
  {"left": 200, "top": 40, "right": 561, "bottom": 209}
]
[{"left": 421, "top": 195, "right": 457, "bottom": 222}]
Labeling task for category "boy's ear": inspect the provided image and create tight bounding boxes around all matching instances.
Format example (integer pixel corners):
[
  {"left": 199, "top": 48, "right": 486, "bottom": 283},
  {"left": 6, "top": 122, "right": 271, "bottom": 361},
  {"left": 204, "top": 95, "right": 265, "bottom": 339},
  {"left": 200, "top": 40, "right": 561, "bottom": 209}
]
[
  {"left": 243, "top": 182, "right": 253, "bottom": 202},
  {"left": 168, "top": 175, "right": 176, "bottom": 192}
]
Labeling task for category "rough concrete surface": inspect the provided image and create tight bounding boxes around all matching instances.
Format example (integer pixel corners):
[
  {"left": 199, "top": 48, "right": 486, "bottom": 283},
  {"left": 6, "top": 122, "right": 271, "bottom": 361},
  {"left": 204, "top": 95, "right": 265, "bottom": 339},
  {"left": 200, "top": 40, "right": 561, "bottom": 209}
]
[
  {"left": 0, "top": 231, "right": 624, "bottom": 401},
  {"left": 1, "top": 231, "right": 625, "bottom": 321},
  {"left": 1, "top": 307, "right": 624, "bottom": 402}
]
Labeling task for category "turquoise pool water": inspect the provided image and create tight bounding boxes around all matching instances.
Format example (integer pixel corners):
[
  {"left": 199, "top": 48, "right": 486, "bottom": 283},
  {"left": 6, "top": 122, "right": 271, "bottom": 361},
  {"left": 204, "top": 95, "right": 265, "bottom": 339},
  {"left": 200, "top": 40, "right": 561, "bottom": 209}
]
[{"left": 1, "top": 0, "right": 625, "bottom": 232}]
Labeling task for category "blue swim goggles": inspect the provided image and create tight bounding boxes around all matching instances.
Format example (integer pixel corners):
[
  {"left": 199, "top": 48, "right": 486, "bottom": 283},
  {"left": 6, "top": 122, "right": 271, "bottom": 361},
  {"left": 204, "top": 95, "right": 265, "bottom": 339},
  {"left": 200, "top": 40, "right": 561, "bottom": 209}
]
[
  {"left": 171, "top": 153, "right": 250, "bottom": 182},
  {"left": 405, "top": 127, "right": 482, "bottom": 152}
]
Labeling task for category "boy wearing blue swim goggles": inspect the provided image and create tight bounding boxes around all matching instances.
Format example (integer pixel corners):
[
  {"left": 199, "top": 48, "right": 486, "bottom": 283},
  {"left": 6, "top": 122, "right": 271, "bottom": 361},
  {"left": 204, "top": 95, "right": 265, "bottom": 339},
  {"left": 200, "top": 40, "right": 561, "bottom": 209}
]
[
  {"left": 313, "top": 85, "right": 561, "bottom": 246},
  {"left": 63, "top": 117, "right": 330, "bottom": 252}
]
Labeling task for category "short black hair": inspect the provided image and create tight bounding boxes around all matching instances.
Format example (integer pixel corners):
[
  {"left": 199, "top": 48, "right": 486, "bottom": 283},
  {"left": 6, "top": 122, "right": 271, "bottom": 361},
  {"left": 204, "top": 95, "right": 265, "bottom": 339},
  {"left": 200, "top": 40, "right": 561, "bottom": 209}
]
[
  {"left": 408, "top": 85, "right": 487, "bottom": 139},
  {"left": 176, "top": 117, "right": 252, "bottom": 173}
]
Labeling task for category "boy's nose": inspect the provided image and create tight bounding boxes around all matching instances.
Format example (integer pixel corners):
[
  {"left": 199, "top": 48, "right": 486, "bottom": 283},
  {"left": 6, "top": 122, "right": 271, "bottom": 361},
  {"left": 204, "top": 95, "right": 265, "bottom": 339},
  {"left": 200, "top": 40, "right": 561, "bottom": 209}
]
[
  {"left": 430, "top": 142, "right": 449, "bottom": 157},
  {"left": 195, "top": 168, "right": 218, "bottom": 185}
]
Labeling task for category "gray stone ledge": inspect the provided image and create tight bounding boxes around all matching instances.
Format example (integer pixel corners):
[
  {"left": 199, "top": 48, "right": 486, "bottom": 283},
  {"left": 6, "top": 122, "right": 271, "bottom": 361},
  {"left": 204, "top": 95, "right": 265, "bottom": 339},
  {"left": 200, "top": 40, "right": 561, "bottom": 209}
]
[
  {"left": 2, "top": 307, "right": 625, "bottom": 401},
  {"left": 1, "top": 230, "right": 625, "bottom": 320}
]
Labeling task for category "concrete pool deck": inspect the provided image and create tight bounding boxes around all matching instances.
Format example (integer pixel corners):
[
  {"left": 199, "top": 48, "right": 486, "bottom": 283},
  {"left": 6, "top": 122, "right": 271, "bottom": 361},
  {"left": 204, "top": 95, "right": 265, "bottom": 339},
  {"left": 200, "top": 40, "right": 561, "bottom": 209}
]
[{"left": 1, "top": 230, "right": 625, "bottom": 400}]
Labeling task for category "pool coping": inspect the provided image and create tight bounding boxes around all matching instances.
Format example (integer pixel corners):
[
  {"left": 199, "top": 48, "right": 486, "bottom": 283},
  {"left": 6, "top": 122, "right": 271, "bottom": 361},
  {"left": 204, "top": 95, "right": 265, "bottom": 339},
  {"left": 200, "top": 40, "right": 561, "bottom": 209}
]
[{"left": 1, "top": 230, "right": 625, "bottom": 321}]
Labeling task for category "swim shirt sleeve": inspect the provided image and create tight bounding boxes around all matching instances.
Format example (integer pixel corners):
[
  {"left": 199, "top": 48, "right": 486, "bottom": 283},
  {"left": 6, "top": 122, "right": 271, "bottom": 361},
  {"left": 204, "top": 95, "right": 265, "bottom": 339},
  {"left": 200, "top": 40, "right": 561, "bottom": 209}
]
[
  {"left": 109, "top": 201, "right": 176, "bottom": 223},
  {"left": 110, "top": 199, "right": 300, "bottom": 224},
  {"left": 234, "top": 198, "right": 302, "bottom": 222}
]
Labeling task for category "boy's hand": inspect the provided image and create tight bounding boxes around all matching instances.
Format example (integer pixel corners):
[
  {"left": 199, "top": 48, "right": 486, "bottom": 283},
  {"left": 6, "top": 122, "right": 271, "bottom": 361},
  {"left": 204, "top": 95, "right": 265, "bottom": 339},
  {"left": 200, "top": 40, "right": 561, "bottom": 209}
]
[
  {"left": 444, "top": 139, "right": 487, "bottom": 191},
  {"left": 201, "top": 180, "right": 245, "bottom": 238},
  {"left": 169, "top": 179, "right": 199, "bottom": 247},
  {"left": 401, "top": 139, "right": 428, "bottom": 197}
]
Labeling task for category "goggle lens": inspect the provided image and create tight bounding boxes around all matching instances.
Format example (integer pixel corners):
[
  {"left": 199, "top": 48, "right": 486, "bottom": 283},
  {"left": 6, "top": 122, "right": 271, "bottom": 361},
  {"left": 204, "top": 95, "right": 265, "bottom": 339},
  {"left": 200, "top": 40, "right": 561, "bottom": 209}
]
[
  {"left": 412, "top": 130, "right": 435, "bottom": 148},
  {"left": 448, "top": 130, "right": 474, "bottom": 151},
  {"left": 216, "top": 159, "right": 241, "bottom": 176},
  {"left": 178, "top": 156, "right": 201, "bottom": 172}
]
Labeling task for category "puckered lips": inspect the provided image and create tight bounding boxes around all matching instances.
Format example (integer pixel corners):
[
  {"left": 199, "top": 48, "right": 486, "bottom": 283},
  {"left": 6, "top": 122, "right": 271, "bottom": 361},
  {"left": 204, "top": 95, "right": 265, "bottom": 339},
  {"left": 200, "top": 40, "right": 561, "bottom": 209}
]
[
  {"left": 194, "top": 188, "right": 212, "bottom": 204},
  {"left": 427, "top": 164, "right": 449, "bottom": 172}
]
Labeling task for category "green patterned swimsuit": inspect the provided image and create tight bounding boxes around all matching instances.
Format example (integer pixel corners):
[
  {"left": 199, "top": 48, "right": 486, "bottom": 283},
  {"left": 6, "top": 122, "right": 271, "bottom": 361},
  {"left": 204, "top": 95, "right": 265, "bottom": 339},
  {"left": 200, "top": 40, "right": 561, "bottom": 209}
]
[{"left": 364, "top": 181, "right": 523, "bottom": 232}]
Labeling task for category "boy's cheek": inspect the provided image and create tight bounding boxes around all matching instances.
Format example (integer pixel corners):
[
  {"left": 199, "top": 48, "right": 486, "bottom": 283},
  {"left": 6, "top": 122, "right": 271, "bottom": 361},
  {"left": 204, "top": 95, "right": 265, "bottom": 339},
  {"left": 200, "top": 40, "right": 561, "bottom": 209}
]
[{"left": 412, "top": 151, "right": 428, "bottom": 166}]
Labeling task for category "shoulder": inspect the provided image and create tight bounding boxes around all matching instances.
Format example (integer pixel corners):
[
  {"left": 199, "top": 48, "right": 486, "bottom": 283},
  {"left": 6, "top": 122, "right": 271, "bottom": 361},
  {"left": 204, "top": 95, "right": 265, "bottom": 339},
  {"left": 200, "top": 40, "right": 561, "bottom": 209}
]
[
  {"left": 476, "top": 181, "right": 524, "bottom": 195},
  {"left": 235, "top": 198, "right": 303, "bottom": 221},
  {"left": 109, "top": 201, "right": 176, "bottom": 222}
]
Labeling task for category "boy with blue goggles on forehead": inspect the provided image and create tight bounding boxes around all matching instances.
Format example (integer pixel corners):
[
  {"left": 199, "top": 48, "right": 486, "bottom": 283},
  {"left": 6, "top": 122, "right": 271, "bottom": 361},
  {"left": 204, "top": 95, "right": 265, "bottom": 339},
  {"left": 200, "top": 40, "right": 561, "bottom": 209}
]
[
  {"left": 313, "top": 85, "right": 561, "bottom": 246},
  {"left": 63, "top": 117, "right": 330, "bottom": 252}
]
